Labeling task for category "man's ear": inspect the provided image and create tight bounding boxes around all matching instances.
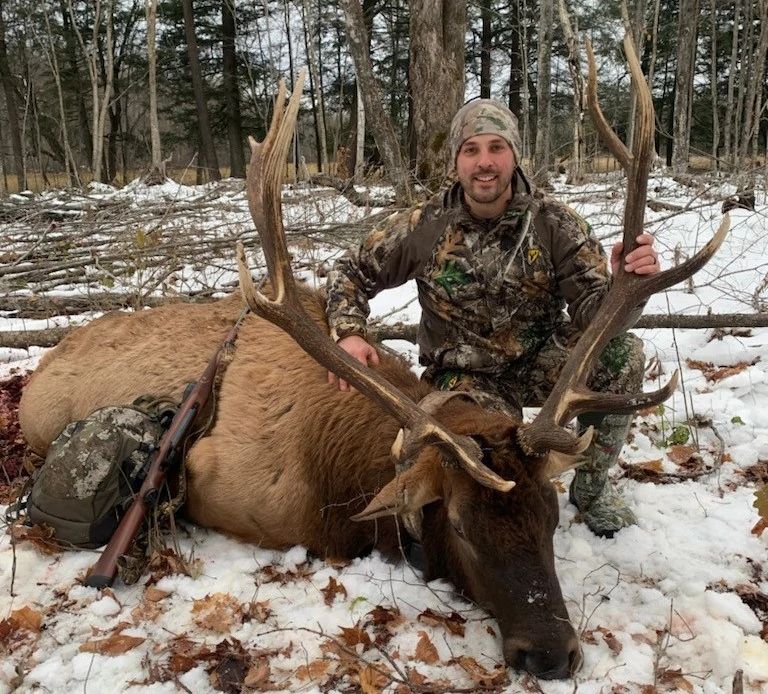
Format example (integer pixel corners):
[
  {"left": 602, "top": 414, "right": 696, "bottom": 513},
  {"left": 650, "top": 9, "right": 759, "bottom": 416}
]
[{"left": 351, "top": 456, "right": 443, "bottom": 522}]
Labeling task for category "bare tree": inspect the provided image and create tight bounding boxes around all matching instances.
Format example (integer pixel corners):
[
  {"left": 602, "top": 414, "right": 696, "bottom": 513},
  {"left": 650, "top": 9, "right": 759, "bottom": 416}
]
[
  {"left": 302, "top": 0, "right": 328, "bottom": 173},
  {"left": 723, "top": 0, "right": 741, "bottom": 168},
  {"left": 480, "top": 0, "right": 492, "bottom": 99},
  {"left": 409, "top": 0, "right": 466, "bottom": 191},
  {"left": 145, "top": 0, "right": 164, "bottom": 182},
  {"left": 671, "top": 0, "right": 699, "bottom": 175},
  {"left": 534, "top": 0, "right": 553, "bottom": 179},
  {"left": 67, "top": 0, "right": 115, "bottom": 183},
  {"left": 181, "top": 0, "right": 221, "bottom": 181},
  {"left": 557, "top": 0, "right": 586, "bottom": 184},
  {"left": 338, "top": 0, "right": 411, "bottom": 203},
  {"left": 709, "top": 0, "right": 719, "bottom": 170},
  {"left": 222, "top": 0, "right": 245, "bottom": 178},
  {"left": 0, "top": 0, "right": 26, "bottom": 190}
]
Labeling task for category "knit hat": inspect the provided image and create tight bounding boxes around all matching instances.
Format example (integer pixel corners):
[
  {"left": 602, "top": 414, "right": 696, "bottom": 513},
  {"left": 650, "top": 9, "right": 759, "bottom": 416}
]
[{"left": 449, "top": 99, "right": 522, "bottom": 165}]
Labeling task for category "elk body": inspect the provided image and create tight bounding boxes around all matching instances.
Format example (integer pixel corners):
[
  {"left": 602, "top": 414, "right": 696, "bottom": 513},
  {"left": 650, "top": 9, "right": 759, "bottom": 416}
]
[{"left": 19, "top": 288, "right": 580, "bottom": 678}]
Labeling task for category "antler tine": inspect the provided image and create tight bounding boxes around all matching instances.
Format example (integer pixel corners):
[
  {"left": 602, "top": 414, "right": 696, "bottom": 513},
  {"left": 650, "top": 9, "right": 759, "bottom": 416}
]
[
  {"left": 236, "top": 78, "right": 515, "bottom": 493},
  {"left": 518, "top": 29, "right": 730, "bottom": 456}
]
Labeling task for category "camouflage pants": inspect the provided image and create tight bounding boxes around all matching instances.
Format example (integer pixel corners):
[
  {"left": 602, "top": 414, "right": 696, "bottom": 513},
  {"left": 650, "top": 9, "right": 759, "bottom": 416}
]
[{"left": 428, "top": 332, "right": 645, "bottom": 421}]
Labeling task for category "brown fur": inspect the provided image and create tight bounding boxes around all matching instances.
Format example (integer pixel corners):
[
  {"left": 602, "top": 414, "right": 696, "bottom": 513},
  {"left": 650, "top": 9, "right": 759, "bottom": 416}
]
[{"left": 19, "top": 287, "right": 579, "bottom": 677}]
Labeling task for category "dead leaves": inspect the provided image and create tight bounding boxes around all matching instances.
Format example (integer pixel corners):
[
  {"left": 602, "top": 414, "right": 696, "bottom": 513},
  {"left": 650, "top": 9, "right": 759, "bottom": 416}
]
[
  {"left": 583, "top": 626, "right": 623, "bottom": 655},
  {"left": 81, "top": 626, "right": 145, "bottom": 656},
  {"left": 9, "top": 523, "right": 63, "bottom": 555},
  {"left": 686, "top": 358, "right": 756, "bottom": 383},
  {"left": 192, "top": 592, "right": 244, "bottom": 634},
  {"left": 0, "top": 605, "right": 43, "bottom": 644},
  {"left": 414, "top": 630, "right": 439, "bottom": 664},
  {"left": 417, "top": 607, "right": 466, "bottom": 636},
  {"left": 321, "top": 576, "right": 348, "bottom": 606}
]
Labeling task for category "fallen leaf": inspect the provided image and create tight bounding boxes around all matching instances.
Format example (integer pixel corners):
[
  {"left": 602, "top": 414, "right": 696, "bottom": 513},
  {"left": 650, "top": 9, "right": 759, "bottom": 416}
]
[
  {"left": 414, "top": 630, "right": 439, "bottom": 665},
  {"left": 667, "top": 445, "right": 698, "bottom": 465},
  {"left": 81, "top": 632, "right": 145, "bottom": 656},
  {"left": 406, "top": 667, "right": 428, "bottom": 685},
  {"left": 192, "top": 593, "right": 243, "bottom": 633},
  {"left": 210, "top": 654, "right": 248, "bottom": 693},
  {"left": 630, "top": 631, "right": 658, "bottom": 646},
  {"left": 582, "top": 626, "right": 623, "bottom": 655},
  {"left": 296, "top": 659, "right": 331, "bottom": 681},
  {"left": 244, "top": 600, "right": 272, "bottom": 622},
  {"left": 637, "top": 459, "right": 664, "bottom": 474},
  {"left": 9, "top": 523, "right": 63, "bottom": 555},
  {"left": 339, "top": 625, "right": 372, "bottom": 649},
  {"left": 131, "top": 599, "right": 163, "bottom": 624},
  {"left": 418, "top": 608, "right": 466, "bottom": 636},
  {"left": 244, "top": 658, "right": 271, "bottom": 687},
  {"left": 321, "top": 576, "right": 348, "bottom": 606},
  {"left": 144, "top": 587, "right": 170, "bottom": 602},
  {"left": 9, "top": 606, "right": 43, "bottom": 633},
  {"left": 659, "top": 667, "right": 694, "bottom": 693},
  {"left": 358, "top": 664, "right": 389, "bottom": 693},
  {"left": 451, "top": 655, "right": 507, "bottom": 686}
]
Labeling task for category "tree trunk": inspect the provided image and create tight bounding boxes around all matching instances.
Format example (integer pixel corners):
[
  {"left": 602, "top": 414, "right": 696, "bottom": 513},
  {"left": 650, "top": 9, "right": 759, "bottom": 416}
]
[
  {"left": 557, "top": 0, "right": 585, "bottom": 184},
  {"left": 626, "top": 0, "right": 647, "bottom": 152},
  {"left": 354, "top": 80, "right": 365, "bottom": 183},
  {"left": 222, "top": 0, "right": 245, "bottom": 178},
  {"left": 145, "top": 0, "right": 165, "bottom": 182},
  {"left": 302, "top": 0, "right": 328, "bottom": 173},
  {"left": 534, "top": 0, "right": 553, "bottom": 179},
  {"left": 733, "top": 0, "right": 754, "bottom": 164},
  {"left": 42, "top": 4, "right": 79, "bottom": 186},
  {"left": 284, "top": 0, "right": 298, "bottom": 183},
  {"left": 181, "top": 0, "right": 220, "bottom": 181},
  {"left": 60, "top": 0, "right": 91, "bottom": 163},
  {"left": 480, "top": 0, "right": 491, "bottom": 98},
  {"left": 94, "top": 0, "right": 114, "bottom": 183},
  {"left": 743, "top": 0, "right": 768, "bottom": 161},
  {"left": 409, "top": 0, "right": 466, "bottom": 192},
  {"left": 710, "top": 0, "right": 719, "bottom": 169},
  {"left": 0, "top": 0, "right": 26, "bottom": 190},
  {"left": 508, "top": 0, "right": 523, "bottom": 116},
  {"left": 339, "top": 0, "right": 411, "bottom": 203},
  {"left": 671, "top": 0, "right": 699, "bottom": 175},
  {"left": 723, "top": 0, "right": 741, "bottom": 168}
]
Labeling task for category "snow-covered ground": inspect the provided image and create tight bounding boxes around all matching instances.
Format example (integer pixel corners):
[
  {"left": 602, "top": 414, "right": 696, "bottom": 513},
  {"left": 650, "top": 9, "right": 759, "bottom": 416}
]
[{"left": 1, "top": 175, "right": 767, "bottom": 693}]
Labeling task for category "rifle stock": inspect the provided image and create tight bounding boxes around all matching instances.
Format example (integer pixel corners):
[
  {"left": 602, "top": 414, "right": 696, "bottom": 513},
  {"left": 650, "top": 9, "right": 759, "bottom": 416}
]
[{"left": 85, "top": 319, "right": 243, "bottom": 588}]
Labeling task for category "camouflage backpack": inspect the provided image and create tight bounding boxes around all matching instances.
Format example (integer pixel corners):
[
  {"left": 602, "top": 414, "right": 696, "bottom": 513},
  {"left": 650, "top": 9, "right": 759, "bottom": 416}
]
[{"left": 17, "top": 396, "right": 177, "bottom": 549}]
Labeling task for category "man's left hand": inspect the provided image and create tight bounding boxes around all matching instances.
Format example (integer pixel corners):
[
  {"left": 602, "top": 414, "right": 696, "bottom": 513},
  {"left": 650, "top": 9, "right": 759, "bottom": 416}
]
[{"left": 611, "top": 233, "right": 660, "bottom": 275}]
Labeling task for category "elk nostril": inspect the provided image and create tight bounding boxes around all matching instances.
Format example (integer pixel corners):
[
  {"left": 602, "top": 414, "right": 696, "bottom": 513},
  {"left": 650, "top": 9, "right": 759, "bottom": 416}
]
[{"left": 522, "top": 649, "right": 573, "bottom": 680}]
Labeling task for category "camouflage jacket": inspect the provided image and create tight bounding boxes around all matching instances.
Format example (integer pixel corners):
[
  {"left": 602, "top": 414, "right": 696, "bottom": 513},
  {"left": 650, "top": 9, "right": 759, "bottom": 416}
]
[{"left": 326, "top": 169, "right": 642, "bottom": 376}]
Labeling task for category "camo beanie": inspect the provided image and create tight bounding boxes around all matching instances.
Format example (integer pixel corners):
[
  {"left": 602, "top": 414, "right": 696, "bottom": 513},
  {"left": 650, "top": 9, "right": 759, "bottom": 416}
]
[{"left": 449, "top": 99, "right": 522, "bottom": 166}]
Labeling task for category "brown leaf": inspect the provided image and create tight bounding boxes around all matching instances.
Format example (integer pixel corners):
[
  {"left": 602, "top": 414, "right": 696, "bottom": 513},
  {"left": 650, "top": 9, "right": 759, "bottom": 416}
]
[
  {"left": 667, "top": 445, "right": 698, "bottom": 465},
  {"left": 406, "top": 667, "right": 428, "bottom": 685},
  {"left": 209, "top": 654, "right": 248, "bottom": 693},
  {"left": 339, "top": 625, "right": 372, "bottom": 649},
  {"left": 296, "top": 659, "right": 332, "bottom": 681},
  {"left": 686, "top": 358, "right": 754, "bottom": 382},
  {"left": 10, "top": 523, "right": 63, "bottom": 555},
  {"left": 321, "top": 576, "right": 348, "bottom": 606},
  {"left": 10, "top": 606, "right": 43, "bottom": 633},
  {"left": 582, "top": 626, "right": 623, "bottom": 655},
  {"left": 358, "top": 664, "right": 389, "bottom": 694},
  {"left": 630, "top": 631, "right": 658, "bottom": 646},
  {"left": 452, "top": 655, "right": 508, "bottom": 686},
  {"left": 131, "top": 599, "right": 163, "bottom": 624},
  {"left": 244, "top": 600, "right": 272, "bottom": 622},
  {"left": 169, "top": 653, "right": 197, "bottom": 674},
  {"left": 144, "top": 587, "right": 170, "bottom": 602},
  {"left": 417, "top": 608, "right": 466, "bottom": 636},
  {"left": 244, "top": 659, "right": 271, "bottom": 688},
  {"left": 146, "top": 547, "right": 202, "bottom": 584},
  {"left": 637, "top": 459, "right": 664, "bottom": 474},
  {"left": 81, "top": 632, "right": 146, "bottom": 656},
  {"left": 659, "top": 668, "right": 694, "bottom": 693},
  {"left": 191, "top": 593, "right": 243, "bottom": 634},
  {"left": 414, "top": 630, "right": 439, "bottom": 665}
]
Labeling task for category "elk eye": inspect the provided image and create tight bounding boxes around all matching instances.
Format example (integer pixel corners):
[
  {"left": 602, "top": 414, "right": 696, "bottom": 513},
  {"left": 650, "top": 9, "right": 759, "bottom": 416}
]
[{"left": 451, "top": 521, "right": 467, "bottom": 539}]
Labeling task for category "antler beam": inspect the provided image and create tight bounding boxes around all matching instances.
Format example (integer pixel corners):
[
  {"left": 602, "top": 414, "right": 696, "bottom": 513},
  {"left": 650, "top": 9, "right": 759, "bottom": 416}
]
[
  {"left": 236, "top": 72, "right": 514, "bottom": 493},
  {"left": 517, "top": 26, "right": 729, "bottom": 456}
]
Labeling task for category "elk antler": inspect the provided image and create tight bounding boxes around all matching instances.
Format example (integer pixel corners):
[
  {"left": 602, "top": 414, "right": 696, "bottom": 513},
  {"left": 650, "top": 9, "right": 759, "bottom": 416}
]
[
  {"left": 517, "top": 25, "right": 729, "bottom": 456},
  {"left": 236, "top": 72, "right": 514, "bottom": 493}
]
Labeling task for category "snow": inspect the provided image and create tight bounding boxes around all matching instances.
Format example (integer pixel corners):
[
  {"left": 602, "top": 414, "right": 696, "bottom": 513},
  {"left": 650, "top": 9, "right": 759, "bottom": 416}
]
[{"left": 1, "top": 174, "right": 767, "bottom": 693}]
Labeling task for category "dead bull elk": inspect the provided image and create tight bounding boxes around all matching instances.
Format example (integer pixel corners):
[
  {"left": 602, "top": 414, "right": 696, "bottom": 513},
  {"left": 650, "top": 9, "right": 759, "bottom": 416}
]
[{"left": 19, "top": 35, "right": 727, "bottom": 680}]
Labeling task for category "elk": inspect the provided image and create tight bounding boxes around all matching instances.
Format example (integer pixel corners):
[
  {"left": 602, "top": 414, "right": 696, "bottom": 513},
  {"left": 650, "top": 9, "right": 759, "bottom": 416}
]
[{"left": 18, "top": 33, "right": 727, "bottom": 681}]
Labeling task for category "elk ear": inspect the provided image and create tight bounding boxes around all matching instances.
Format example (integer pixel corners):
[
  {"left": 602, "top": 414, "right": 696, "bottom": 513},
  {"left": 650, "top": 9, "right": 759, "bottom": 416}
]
[{"left": 351, "top": 457, "right": 443, "bottom": 522}]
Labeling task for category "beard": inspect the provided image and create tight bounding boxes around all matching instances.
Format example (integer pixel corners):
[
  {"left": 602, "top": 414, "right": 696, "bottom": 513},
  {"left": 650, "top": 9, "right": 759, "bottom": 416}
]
[{"left": 463, "top": 169, "right": 514, "bottom": 206}]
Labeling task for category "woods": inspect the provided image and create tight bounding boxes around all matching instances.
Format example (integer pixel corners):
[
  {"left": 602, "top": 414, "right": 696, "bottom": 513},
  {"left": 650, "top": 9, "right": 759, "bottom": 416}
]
[{"left": 0, "top": 0, "right": 762, "bottom": 193}]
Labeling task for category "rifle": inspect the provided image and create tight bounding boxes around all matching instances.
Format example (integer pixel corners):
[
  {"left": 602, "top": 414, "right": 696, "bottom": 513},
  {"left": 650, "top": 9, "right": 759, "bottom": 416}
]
[{"left": 85, "top": 312, "right": 247, "bottom": 588}]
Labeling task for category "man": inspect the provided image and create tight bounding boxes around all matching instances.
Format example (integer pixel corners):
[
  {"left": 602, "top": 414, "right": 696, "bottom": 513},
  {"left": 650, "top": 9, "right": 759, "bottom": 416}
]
[{"left": 325, "top": 99, "right": 659, "bottom": 538}]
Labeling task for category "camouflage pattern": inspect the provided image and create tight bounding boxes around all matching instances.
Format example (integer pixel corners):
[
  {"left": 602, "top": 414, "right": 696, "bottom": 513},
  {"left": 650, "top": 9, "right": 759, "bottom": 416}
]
[
  {"left": 449, "top": 99, "right": 522, "bottom": 165},
  {"left": 569, "top": 413, "right": 637, "bottom": 538},
  {"left": 26, "top": 405, "right": 165, "bottom": 548},
  {"left": 327, "top": 169, "right": 642, "bottom": 377}
]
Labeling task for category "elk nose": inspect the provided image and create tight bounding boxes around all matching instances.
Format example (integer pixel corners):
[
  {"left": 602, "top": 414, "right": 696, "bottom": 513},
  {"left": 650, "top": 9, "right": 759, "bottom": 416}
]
[{"left": 504, "top": 638, "right": 581, "bottom": 680}]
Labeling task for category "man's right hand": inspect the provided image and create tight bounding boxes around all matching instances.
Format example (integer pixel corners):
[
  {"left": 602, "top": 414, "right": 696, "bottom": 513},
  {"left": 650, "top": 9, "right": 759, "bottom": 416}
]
[{"left": 329, "top": 335, "right": 380, "bottom": 391}]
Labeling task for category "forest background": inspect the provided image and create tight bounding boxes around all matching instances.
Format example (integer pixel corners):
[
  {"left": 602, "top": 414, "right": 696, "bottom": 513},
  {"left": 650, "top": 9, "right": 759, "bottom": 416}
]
[{"left": 0, "top": 0, "right": 763, "bottom": 199}]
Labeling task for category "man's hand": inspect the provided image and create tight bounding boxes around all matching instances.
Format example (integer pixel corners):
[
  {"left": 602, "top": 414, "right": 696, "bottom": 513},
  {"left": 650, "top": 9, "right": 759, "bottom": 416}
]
[
  {"left": 611, "top": 233, "right": 660, "bottom": 275},
  {"left": 329, "top": 335, "right": 380, "bottom": 391}
]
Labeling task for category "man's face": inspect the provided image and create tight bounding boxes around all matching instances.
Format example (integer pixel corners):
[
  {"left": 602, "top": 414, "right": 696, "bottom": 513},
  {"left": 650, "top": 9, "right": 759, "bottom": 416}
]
[{"left": 455, "top": 134, "right": 516, "bottom": 215}]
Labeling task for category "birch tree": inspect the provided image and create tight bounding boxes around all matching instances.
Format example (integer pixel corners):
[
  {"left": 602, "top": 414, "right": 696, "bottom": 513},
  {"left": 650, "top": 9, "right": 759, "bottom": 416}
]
[
  {"left": 534, "top": 0, "right": 553, "bottom": 179},
  {"left": 145, "top": 0, "right": 164, "bottom": 182}
]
